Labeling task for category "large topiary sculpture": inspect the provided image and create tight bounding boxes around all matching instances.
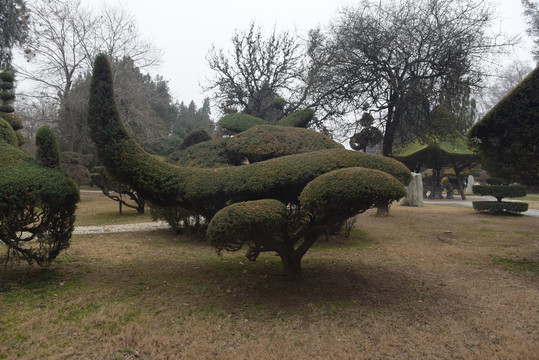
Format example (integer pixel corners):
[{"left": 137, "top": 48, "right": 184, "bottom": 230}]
[
  {"left": 0, "top": 121, "right": 79, "bottom": 266},
  {"left": 88, "top": 54, "right": 411, "bottom": 279}
]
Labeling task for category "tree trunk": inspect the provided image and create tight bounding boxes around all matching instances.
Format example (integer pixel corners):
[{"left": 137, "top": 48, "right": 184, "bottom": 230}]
[
  {"left": 281, "top": 254, "right": 303, "bottom": 281},
  {"left": 376, "top": 203, "right": 391, "bottom": 217},
  {"left": 456, "top": 172, "right": 466, "bottom": 200},
  {"left": 278, "top": 249, "right": 303, "bottom": 281}
]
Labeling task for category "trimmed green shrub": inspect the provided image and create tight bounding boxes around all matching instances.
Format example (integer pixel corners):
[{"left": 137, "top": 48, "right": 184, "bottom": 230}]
[
  {"left": 207, "top": 199, "right": 287, "bottom": 253},
  {"left": 472, "top": 185, "right": 528, "bottom": 214},
  {"left": 276, "top": 108, "right": 314, "bottom": 128},
  {"left": 0, "top": 92, "right": 15, "bottom": 102},
  {"left": 219, "top": 113, "right": 267, "bottom": 133},
  {"left": 88, "top": 54, "right": 411, "bottom": 279},
  {"left": 472, "top": 185, "right": 527, "bottom": 202},
  {"left": 468, "top": 66, "right": 539, "bottom": 185},
  {"left": 472, "top": 201, "right": 528, "bottom": 214},
  {"left": 0, "top": 72, "right": 14, "bottom": 82},
  {"left": 177, "top": 127, "right": 212, "bottom": 150},
  {"left": 35, "top": 127, "right": 61, "bottom": 168},
  {"left": 0, "top": 117, "right": 18, "bottom": 146},
  {"left": 225, "top": 125, "right": 342, "bottom": 164},
  {"left": 168, "top": 137, "right": 231, "bottom": 168},
  {"left": 1, "top": 121, "right": 79, "bottom": 267},
  {"left": 299, "top": 168, "right": 406, "bottom": 215},
  {"left": 272, "top": 97, "right": 286, "bottom": 110},
  {"left": 0, "top": 105, "right": 14, "bottom": 113},
  {"left": 0, "top": 82, "right": 13, "bottom": 90},
  {"left": 0, "top": 113, "right": 22, "bottom": 131}
]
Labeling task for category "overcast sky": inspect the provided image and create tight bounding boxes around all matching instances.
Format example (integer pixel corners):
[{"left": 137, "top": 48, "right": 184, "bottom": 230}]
[
  {"left": 106, "top": 0, "right": 535, "bottom": 107},
  {"left": 20, "top": 0, "right": 537, "bottom": 108}
]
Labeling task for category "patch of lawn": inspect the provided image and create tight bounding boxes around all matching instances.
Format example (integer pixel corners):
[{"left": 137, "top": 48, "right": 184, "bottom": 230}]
[{"left": 492, "top": 257, "right": 539, "bottom": 276}]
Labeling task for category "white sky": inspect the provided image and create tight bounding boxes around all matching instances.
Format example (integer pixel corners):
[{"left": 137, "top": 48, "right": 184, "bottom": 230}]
[{"left": 17, "top": 0, "right": 537, "bottom": 108}]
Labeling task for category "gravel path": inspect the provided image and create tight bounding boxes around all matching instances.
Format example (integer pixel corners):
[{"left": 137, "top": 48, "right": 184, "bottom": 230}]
[{"left": 74, "top": 221, "right": 170, "bottom": 235}]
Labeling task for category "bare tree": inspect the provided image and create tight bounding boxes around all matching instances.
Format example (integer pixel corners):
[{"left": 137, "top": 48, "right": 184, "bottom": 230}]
[
  {"left": 205, "top": 22, "right": 307, "bottom": 120},
  {"left": 310, "top": 0, "right": 516, "bottom": 156},
  {"left": 478, "top": 60, "right": 533, "bottom": 115},
  {"left": 14, "top": 0, "right": 161, "bottom": 151}
]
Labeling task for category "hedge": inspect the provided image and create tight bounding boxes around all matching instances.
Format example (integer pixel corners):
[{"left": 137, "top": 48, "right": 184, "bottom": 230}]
[{"left": 472, "top": 201, "right": 529, "bottom": 214}]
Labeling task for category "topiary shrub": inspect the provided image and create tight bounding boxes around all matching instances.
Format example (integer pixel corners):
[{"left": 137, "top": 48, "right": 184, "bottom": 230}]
[
  {"left": 472, "top": 185, "right": 527, "bottom": 202},
  {"left": 472, "top": 185, "right": 528, "bottom": 214},
  {"left": 88, "top": 54, "right": 411, "bottom": 279},
  {"left": 224, "top": 124, "right": 342, "bottom": 164},
  {"left": 177, "top": 127, "right": 212, "bottom": 150},
  {"left": 35, "top": 127, "right": 61, "bottom": 168},
  {"left": 1, "top": 120, "right": 79, "bottom": 267},
  {"left": 219, "top": 113, "right": 267, "bottom": 133},
  {"left": 0, "top": 117, "right": 18, "bottom": 146},
  {"left": 275, "top": 108, "right": 314, "bottom": 128}
]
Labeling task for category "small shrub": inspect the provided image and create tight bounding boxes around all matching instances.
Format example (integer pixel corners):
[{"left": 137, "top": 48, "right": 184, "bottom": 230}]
[
  {"left": 219, "top": 113, "right": 267, "bottom": 133},
  {"left": 177, "top": 128, "right": 212, "bottom": 150},
  {"left": 35, "top": 127, "right": 61, "bottom": 168},
  {"left": 472, "top": 201, "right": 528, "bottom": 214},
  {"left": 0, "top": 117, "right": 18, "bottom": 146},
  {"left": 276, "top": 108, "right": 314, "bottom": 128}
]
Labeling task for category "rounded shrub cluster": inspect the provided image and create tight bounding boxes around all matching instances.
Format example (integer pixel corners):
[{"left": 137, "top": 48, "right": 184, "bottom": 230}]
[
  {"left": 0, "top": 119, "right": 79, "bottom": 266},
  {"left": 299, "top": 167, "right": 407, "bottom": 215},
  {"left": 87, "top": 54, "right": 411, "bottom": 279}
]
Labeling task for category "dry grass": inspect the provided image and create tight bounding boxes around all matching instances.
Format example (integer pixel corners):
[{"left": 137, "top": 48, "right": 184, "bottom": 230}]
[
  {"left": 1, "top": 195, "right": 538, "bottom": 359},
  {"left": 75, "top": 191, "right": 152, "bottom": 226}
]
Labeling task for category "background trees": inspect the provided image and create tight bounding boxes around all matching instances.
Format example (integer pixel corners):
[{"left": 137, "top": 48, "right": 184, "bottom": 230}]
[
  {"left": 16, "top": 0, "right": 164, "bottom": 153},
  {"left": 308, "top": 0, "right": 513, "bottom": 156}
]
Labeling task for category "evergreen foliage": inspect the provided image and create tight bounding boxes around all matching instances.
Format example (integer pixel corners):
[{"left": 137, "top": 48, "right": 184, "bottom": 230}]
[
  {"left": 219, "top": 113, "right": 267, "bottom": 133},
  {"left": 35, "top": 127, "right": 61, "bottom": 168},
  {"left": 88, "top": 54, "right": 411, "bottom": 279},
  {"left": 177, "top": 127, "right": 212, "bottom": 150},
  {"left": 275, "top": 108, "right": 314, "bottom": 128},
  {"left": 468, "top": 66, "right": 539, "bottom": 185},
  {"left": 0, "top": 119, "right": 79, "bottom": 266},
  {"left": 472, "top": 185, "right": 528, "bottom": 215},
  {"left": 472, "top": 185, "right": 528, "bottom": 202}
]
